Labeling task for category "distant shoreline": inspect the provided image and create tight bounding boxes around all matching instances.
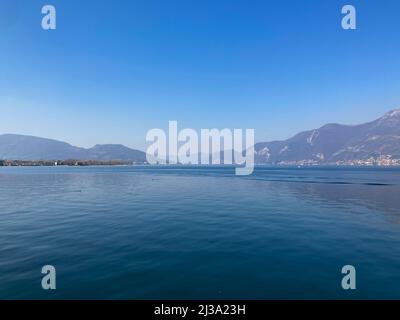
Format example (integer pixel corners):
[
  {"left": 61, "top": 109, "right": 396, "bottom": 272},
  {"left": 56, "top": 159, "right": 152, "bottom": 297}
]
[
  {"left": 0, "top": 160, "right": 146, "bottom": 167},
  {"left": 1, "top": 160, "right": 400, "bottom": 168}
]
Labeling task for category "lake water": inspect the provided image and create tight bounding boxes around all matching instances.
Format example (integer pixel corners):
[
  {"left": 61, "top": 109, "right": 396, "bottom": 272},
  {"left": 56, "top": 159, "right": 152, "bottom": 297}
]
[{"left": 1, "top": 166, "right": 400, "bottom": 299}]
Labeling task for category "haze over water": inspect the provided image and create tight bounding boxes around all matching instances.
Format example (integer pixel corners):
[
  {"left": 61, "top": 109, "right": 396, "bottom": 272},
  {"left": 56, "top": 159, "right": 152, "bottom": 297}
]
[{"left": 1, "top": 166, "right": 400, "bottom": 299}]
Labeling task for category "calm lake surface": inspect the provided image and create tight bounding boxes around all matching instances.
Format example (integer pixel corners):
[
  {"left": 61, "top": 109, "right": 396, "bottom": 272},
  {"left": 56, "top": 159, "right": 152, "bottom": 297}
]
[{"left": 1, "top": 166, "right": 400, "bottom": 299}]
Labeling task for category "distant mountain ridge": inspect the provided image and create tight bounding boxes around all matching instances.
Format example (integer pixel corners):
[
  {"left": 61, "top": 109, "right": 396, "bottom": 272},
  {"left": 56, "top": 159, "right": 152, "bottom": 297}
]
[
  {"left": 255, "top": 109, "right": 400, "bottom": 164},
  {"left": 0, "top": 134, "right": 146, "bottom": 162},
  {"left": 1, "top": 109, "right": 400, "bottom": 164}
]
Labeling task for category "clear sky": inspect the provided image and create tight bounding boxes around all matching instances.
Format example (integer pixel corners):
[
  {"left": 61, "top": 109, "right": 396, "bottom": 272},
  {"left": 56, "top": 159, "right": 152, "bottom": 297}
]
[{"left": 1, "top": 0, "right": 400, "bottom": 150}]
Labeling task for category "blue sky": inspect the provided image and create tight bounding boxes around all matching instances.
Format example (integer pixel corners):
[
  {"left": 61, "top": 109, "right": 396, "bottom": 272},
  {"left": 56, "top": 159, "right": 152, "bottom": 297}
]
[{"left": 1, "top": 0, "right": 400, "bottom": 150}]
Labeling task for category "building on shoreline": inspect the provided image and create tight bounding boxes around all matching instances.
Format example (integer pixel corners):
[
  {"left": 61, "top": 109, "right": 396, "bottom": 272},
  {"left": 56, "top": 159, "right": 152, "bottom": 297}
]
[{"left": 0, "top": 160, "right": 135, "bottom": 167}]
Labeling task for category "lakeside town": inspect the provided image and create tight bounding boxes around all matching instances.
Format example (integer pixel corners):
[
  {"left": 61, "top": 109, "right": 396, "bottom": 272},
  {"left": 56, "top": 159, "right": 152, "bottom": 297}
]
[
  {"left": 1, "top": 155, "right": 400, "bottom": 167},
  {"left": 266, "top": 155, "right": 400, "bottom": 167},
  {"left": 0, "top": 160, "right": 137, "bottom": 167}
]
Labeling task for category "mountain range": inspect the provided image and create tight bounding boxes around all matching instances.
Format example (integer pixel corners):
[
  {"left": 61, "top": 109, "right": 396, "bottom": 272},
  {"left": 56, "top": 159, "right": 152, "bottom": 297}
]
[
  {"left": 1, "top": 109, "right": 399, "bottom": 164},
  {"left": 255, "top": 109, "right": 400, "bottom": 163},
  {"left": 0, "top": 134, "right": 146, "bottom": 163}
]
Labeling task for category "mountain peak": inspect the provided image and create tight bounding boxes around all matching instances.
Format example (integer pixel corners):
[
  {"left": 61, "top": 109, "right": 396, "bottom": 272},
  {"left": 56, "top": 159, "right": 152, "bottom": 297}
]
[{"left": 382, "top": 109, "right": 400, "bottom": 119}]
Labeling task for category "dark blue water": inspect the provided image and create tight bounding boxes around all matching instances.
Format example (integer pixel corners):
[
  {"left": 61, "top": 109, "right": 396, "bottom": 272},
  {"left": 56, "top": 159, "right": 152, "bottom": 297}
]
[{"left": 1, "top": 166, "right": 400, "bottom": 299}]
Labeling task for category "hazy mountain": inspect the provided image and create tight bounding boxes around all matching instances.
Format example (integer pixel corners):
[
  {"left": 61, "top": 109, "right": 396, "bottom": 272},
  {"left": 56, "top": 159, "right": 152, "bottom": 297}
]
[
  {"left": 0, "top": 134, "right": 146, "bottom": 162},
  {"left": 255, "top": 109, "right": 400, "bottom": 164},
  {"left": 88, "top": 144, "right": 146, "bottom": 162},
  {"left": 1, "top": 109, "right": 399, "bottom": 164}
]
